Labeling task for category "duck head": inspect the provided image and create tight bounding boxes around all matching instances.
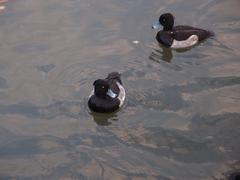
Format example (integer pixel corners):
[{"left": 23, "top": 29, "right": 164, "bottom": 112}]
[
  {"left": 93, "top": 79, "right": 109, "bottom": 98},
  {"left": 152, "top": 13, "right": 174, "bottom": 31}
]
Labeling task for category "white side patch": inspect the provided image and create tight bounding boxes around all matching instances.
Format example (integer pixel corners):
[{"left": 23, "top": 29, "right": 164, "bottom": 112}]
[
  {"left": 89, "top": 89, "right": 94, "bottom": 98},
  {"left": 116, "top": 82, "right": 126, "bottom": 107},
  {"left": 107, "top": 89, "right": 117, "bottom": 98},
  {"left": 171, "top": 35, "right": 198, "bottom": 49}
]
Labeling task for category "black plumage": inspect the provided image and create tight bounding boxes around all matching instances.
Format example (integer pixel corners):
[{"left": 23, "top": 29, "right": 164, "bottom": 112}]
[
  {"left": 88, "top": 72, "right": 125, "bottom": 113},
  {"left": 153, "top": 13, "right": 214, "bottom": 48}
]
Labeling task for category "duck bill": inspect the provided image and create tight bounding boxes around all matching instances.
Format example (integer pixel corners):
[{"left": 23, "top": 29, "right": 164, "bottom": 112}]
[{"left": 152, "top": 22, "right": 161, "bottom": 29}]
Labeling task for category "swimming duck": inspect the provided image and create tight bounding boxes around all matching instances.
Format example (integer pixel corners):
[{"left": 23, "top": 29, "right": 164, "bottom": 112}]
[
  {"left": 88, "top": 72, "right": 125, "bottom": 113},
  {"left": 228, "top": 172, "right": 240, "bottom": 180},
  {"left": 152, "top": 13, "right": 214, "bottom": 49}
]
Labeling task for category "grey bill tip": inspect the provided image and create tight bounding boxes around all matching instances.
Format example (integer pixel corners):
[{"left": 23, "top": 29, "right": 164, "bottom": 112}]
[{"left": 152, "top": 22, "right": 161, "bottom": 29}]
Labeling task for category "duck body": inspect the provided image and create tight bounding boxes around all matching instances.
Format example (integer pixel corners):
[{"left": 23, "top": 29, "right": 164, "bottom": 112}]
[
  {"left": 88, "top": 72, "right": 125, "bottom": 113},
  {"left": 153, "top": 13, "right": 214, "bottom": 49}
]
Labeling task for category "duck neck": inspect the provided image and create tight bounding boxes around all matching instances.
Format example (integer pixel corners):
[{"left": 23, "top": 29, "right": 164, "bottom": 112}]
[{"left": 163, "top": 25, "right": 173, "bottom": 31}]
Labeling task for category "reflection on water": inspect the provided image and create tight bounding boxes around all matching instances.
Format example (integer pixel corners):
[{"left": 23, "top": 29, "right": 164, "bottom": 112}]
[
  {"left": 0, "top": 0, "right": 240, "bottom": 179},
  {"left": 149, "top": 39, "right": 216, "bottom": 63},
  {"left": 149, "top": 46, "right": 173, "bottom": 63},
  {"left": 90, "top": 112, "right": 118, "bottom": 126}
]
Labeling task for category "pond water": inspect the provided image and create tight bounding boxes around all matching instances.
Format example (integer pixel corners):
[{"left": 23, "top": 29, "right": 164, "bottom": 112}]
[{"left": 0, "top": 0, "right": 240, "bottom": 179}]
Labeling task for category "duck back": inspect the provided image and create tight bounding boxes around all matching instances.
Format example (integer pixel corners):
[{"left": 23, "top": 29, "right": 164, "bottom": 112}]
[{"left": 173, "top": 25, "right": 214, "bottom": 41}]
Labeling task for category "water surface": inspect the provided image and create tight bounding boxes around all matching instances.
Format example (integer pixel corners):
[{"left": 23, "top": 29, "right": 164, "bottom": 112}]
[{"left": 0, "top": 0, "right": 240, "bottom": 179}]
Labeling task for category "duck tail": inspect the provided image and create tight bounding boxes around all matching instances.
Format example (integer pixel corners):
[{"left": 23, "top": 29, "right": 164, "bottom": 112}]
[
  {"left": 107, "top": 72, "right": 122, "bottom": 84},
  {"left": 208, "top": 30, "right": 215, "bottom": 37}
]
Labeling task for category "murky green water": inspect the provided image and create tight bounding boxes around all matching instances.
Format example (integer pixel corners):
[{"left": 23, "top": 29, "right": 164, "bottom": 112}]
[{"left": 0, "top": 0, "right": 239, "bottom": 179}]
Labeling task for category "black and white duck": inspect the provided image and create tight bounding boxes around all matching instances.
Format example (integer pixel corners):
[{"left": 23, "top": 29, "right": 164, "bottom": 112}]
[
  {"left": 152, "top": 13, "right": 214, "bottom": 49},
  {"left": 88, "top": 72, "right": 125, "bottom": 113}
]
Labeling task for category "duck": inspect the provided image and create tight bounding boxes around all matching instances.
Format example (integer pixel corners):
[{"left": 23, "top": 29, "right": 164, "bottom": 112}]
[
  {"left": 88, "top": 72, "right": 125, "bottom": 113},
  {"left": 228, "top": 172, "right": 240, "bottom": 180},
  {"left": 152, "top": 13, "right": 214, "bottom": 49}
]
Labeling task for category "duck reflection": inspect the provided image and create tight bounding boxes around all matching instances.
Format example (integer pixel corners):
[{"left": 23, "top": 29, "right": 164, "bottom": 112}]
[
  {"left": 149, "top": 44, "right": 194, "bottom": 63},
  {"left": 149, "top": 45, "right": 173, "bottom": 62},
  {"left": 90, "top": 112, "right": 118, "bottom": 126}
]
